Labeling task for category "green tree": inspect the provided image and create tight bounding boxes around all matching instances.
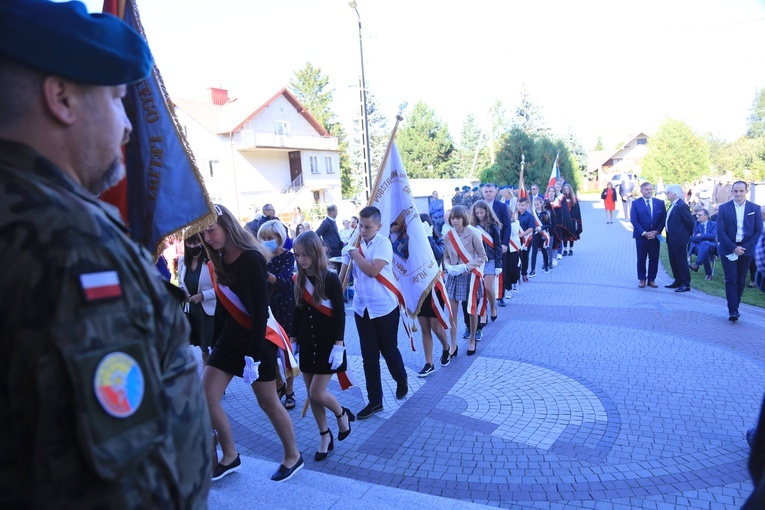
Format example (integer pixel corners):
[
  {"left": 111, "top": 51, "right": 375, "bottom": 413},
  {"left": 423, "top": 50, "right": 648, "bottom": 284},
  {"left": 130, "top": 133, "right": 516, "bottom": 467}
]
[
  {"left": 641, "top": 119, "right": 710, "bottom": 185},
  {"left": 289, "top": 62, "right": 356, "bottom": 198},
  {"left": 746, "top": 88, "right": 765, "bottom": 139},
  {"left": 482, "top": 128, "right": 579, "bottom": 191},
  {"left": 593, "top": 135, "right": 604, "bottom": 151},
  {"left": 715, "top": 136, "right": 765, "bottom": 181},
  {"left": 512, "top": 86, "right": 548, "bottom": 135},
  {"left": 397, "top": 101, "right": 454, "bottom": 178},
  {"left": 350, "top": 88, "right": 389, "bottom": 196},
  {"left": 452, "top": 114, "right": 490, "bottom": 178}
]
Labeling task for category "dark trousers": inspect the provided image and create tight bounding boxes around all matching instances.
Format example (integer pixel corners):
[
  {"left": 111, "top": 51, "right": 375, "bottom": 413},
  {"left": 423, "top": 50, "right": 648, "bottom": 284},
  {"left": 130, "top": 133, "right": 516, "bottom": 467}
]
[
  {"left": 531, "top": 235, "right": 549, "bottom": 272},
  {"left": 635, "top": 237, "right": 660, "bottom": 281},
  {"left": 690, "top": 241, "right": 716, "bottom": 276},
  {"left": 462, "top": 301, "right": 484, "bottom": 331},
  {"left": 667, "top": 242, "right": 690, "bottom": 287},
  {"left": 355, "top": 307, "right": 406, "bottom": 406},
  {"left": 519, "top": 250, "right": 529, "bottom": 276},
  {"left": 503, "top": 251, "right": 520, "bottom": 288},
  {"left": 721, "top": 254, "right": 753, "bottom": 314}
]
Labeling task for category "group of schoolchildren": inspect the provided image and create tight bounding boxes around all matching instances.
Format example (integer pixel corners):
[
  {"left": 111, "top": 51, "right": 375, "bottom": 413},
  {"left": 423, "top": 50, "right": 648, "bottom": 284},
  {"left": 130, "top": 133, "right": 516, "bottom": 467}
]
[{"left": 196, "top": 179, "right": 583, "bottom": 483}]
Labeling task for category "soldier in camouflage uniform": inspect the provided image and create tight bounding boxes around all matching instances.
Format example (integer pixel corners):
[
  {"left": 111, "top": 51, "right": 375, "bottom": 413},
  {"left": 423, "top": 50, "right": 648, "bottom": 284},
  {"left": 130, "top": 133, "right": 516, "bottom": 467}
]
[{"left": 0, "top": 1, "right": 210, "bottom": 508}]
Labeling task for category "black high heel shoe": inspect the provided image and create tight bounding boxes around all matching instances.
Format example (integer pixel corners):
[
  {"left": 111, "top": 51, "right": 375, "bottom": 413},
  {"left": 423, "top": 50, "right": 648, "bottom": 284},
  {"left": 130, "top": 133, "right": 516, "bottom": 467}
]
[
  {"left": 336, "top": 407, "right": 355, "bottom": 441},
  {"left": 467, "top": 342, "right": 476, "bottom": 356},
  {"left": 450, "top": 345, "right": 458, "bottom": 358},
  {"left": 315, "top": 429, "right": 334, "bottom": 461}
]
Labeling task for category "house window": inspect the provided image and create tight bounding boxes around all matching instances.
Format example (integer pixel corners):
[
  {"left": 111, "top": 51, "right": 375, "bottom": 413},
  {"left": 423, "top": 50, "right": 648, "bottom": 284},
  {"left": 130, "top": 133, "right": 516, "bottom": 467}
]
[
  {"left": 637, "top": 138, "right": 647, "bottom": 145},
  {"left": 208, "top": 159, "right": 219, "bottom": 178},
  {"left": 309, "top": 156, "right": 319, "bottom": 174},
  {"left": 274, "top": 121, "right": 290, "bottom": 136},
  {"left": 325, "top": 156, "right": 334, "bottom": 173}
]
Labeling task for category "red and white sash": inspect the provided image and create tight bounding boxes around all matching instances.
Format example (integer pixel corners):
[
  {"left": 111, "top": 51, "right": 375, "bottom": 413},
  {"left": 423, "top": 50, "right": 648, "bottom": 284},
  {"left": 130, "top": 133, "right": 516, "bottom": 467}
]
[
  {"left": 446, "top": 227, "right": 485, "bottom": 316},
  {"left": 430, "top": 275, "right": 453, "bottom": 329},
  {"left": 292, "top": 273, "right": 357, "bottom": 389},
  {"left": 357, "top": 243, "right": 415, "bottom": 351},
  {"left": 209, "top": 262, "right": 299, "bottom": 377},
  {"left": 531, "top": 208, "right": 551, "bottom": 248}
]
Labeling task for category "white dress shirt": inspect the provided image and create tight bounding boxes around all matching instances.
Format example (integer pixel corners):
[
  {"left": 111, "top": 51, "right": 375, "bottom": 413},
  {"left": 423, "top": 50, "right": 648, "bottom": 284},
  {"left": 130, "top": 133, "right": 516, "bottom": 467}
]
[
  {"left": 344, "top": 233, "right": 398, "bottom": 318},
  {"left": 734, "top": 201, "right": 746, "bottom": 242}
]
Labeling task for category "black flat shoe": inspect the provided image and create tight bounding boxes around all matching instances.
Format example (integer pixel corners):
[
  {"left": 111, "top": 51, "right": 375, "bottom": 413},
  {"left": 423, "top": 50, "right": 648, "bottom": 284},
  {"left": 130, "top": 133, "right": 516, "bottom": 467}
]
[
  {"left": 315, "top": 429, "right": 334, "bottom": 461},
  {"left": 467, "top": 348, "right": 476, "bottom": 356},
  {"left": 212, "top": 454, "right": 241, "bottom": 481},
  {"left": 336, "top": 407, "right": 355, "bottom": 441},
  {"left": 271, "top": 455, "right": 304, "bottom": 482},
  {"left": 491, "top": 314, "right": 497, "bottom": 321}
]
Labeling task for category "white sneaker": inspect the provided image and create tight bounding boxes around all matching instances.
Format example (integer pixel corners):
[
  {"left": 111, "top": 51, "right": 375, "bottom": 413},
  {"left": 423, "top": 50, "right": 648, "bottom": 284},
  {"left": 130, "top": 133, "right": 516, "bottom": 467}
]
[
  {"left": 552, "top": 259, "right": 558, "bottom": 267},
  {"left": 556, "top": 253, "right": 562, "bottom": 260}
]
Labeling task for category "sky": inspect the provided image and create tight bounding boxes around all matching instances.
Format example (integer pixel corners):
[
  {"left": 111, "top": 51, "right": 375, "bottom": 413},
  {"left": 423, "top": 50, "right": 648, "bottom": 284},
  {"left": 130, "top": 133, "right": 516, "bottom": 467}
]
[{"left": 82, "top": 0, "right": 765, "bottom": 149}]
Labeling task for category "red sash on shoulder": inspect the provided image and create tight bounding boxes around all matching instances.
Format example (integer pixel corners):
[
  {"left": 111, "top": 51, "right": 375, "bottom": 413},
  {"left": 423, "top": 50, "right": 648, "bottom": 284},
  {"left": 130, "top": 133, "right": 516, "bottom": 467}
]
[
  {"left": 209, "top": 262, "right": 298, "bottom": 377},
  {"left": 531, "top": 208, "right": 551, "bottom": 248},
  {"left": 291, "top": 273, "right": 356, "bottom": 389},
  {"left": 446, "top": 228, "right": 485, "bottom": 317},
  {"left": 357, "top": 243, "right": 415, "bottom": 350}
]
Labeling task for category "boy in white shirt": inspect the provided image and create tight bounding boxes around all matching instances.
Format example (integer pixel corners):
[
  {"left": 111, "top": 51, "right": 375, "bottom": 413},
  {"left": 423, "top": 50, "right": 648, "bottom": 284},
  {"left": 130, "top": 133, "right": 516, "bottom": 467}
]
[{"left": 342, "top": 206, "right": 408, "bottom": 419}]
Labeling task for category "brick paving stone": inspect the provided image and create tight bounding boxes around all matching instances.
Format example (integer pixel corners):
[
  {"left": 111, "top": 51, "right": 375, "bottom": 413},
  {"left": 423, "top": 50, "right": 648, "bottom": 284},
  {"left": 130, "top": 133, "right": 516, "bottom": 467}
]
[{"left": 211, "top": 195, "right": 765, "bottom": 509}]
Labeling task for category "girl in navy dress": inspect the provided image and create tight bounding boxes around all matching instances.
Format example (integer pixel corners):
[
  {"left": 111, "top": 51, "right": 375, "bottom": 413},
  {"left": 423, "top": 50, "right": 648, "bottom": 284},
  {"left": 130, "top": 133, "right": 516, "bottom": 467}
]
[{"left": 291, "top": 231, "right": 354, "bottom": 461}]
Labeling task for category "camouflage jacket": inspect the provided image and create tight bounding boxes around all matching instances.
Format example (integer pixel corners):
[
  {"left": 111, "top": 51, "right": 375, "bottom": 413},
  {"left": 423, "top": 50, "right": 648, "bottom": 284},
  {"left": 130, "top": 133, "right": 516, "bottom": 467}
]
[{"left": 0, "top": 139, "right": 211, "bottom": 509}]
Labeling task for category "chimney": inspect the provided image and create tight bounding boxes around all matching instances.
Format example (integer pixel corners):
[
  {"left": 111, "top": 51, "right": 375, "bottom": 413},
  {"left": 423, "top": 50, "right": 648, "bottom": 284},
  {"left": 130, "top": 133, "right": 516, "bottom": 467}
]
[{"left": 208, "top": 87, "right": 228, "bottom": 106}]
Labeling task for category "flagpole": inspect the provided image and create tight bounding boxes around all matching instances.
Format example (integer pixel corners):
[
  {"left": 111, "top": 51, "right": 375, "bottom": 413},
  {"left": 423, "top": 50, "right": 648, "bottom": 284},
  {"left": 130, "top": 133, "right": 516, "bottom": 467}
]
[{"left": 339, "top": 114, "right": 404, "bottom": 290}]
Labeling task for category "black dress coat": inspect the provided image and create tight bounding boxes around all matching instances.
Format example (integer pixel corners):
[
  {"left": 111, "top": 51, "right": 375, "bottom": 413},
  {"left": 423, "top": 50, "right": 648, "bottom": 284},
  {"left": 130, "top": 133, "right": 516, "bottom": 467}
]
[{"left": 291, "top": 270, "right": 346, "bottom": 374}]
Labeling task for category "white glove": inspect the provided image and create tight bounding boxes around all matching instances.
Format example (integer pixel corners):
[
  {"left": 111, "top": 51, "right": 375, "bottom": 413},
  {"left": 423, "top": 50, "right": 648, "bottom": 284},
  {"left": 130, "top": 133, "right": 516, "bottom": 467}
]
[
  {"left": 341, "top": 244, "right": 358, "bottom": 257},
  {"left": 495, "top": 267, "right": 502, "bottom": 276},
  {"left": 445, "top": 264, "right": 464, "bottom": 276},
  {"left": 328, "top": 344, "right": 345, "bottom": 370},
  {"left": 242, "top": 356, "right": 261, "bottom": 384}
]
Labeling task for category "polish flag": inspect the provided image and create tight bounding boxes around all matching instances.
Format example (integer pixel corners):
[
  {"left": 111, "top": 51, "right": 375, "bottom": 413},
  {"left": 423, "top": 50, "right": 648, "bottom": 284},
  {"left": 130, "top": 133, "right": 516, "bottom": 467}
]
[{"left": 80, "top": 271, "right": 123, "bottom": 301}]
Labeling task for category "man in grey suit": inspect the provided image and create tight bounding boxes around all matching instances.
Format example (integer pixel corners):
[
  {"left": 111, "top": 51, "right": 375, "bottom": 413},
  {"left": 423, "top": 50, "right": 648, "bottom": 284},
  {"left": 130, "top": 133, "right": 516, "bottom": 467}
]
[{"left": 716, "top": 181, "right": 763, "bottom": 321}]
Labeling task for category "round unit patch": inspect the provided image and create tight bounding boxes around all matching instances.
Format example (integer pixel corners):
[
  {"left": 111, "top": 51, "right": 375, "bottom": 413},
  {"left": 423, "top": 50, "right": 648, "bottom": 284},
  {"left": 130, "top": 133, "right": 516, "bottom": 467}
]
[{"left": 93, "top": 352, "right": 145, "bottom": 418}]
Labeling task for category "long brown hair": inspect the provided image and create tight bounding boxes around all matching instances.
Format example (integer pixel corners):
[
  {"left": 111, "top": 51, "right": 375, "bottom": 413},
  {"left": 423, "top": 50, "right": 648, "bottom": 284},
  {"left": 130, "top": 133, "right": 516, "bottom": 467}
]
[
  {"left": 293, "top": 231, "right": 329, "bottom": 307},
  {"left": 203, "top": 204, "right": 271, "bottom": 286},
  {"left": 470, "top": 200, "right": 501, "bottom": 231}
]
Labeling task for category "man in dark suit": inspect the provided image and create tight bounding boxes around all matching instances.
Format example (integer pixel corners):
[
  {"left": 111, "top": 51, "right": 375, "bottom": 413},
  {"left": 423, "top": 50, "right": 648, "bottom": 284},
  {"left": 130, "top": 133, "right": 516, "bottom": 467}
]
[
  {"left": 482, "top": 183, "right": 511, "bottom": 306},
  {"left": 630, "top": 181, "right": 667, "bottom": 288},
  {"left": 663, "top": 184, "right": 694, "bottom": 292},
  {"left": 688, "top": 208, "right": 717, "bottom": 280},
  {"left": 315, "top": 204, "right": 343, "bottom": 258},
  {"left": 716, "top": 180, "right": 763, "bottom": 321}
]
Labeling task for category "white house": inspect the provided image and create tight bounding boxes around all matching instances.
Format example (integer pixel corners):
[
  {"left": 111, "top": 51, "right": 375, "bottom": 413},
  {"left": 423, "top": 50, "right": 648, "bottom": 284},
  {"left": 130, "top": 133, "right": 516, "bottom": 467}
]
[
  {"left": 589, "top": 132, "right": 650, "bottom": 187},
  {"left": 174, "top": 87, "right": 341, "bottom": 220}
]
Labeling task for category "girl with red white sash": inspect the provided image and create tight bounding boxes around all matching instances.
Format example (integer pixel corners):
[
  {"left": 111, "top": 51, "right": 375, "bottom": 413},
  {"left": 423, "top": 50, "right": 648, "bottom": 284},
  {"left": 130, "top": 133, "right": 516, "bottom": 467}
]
[
  {"left": 529, "top": 197, "right": 552, "bottom": 276},
  {"left": 291, "top": 232, "right": 354, "bottom": 462},
  {"left": 202, "top": 204, "right": 302, "bottom": 483},
  {"left": 471, "top": 200, "right": 502, "bottom": 324},
  {"left": 503, "top": 208, "right": 522, "bottom": 295},
  {"left": 443, "top": 205, "right": 487, "bottom": 356}
]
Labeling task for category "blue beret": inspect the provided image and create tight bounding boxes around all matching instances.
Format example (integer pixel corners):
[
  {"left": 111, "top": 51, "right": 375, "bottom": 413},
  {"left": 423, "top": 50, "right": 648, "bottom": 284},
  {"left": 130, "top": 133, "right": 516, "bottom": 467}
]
[
  {"left": 462, "top": 186, "right": 470, "bottom": 191},
  {"left": 472, "top": 187, "right": 478, "bottom": 192},
  {"left": 454, "top": 187, "right": 460, "bottom": 191},
  {"left": 0, "top": 0, "right": 152, "bottom": 86}
]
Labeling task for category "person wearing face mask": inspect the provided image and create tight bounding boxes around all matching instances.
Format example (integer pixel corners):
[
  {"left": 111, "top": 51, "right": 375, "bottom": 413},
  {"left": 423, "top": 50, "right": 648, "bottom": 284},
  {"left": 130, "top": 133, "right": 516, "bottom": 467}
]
[
  {"left": 178, "top": 232, "right": 217, "bottom": 365},
  {"left": 257, "top": 220, "right": 298, "bottom": 410}
]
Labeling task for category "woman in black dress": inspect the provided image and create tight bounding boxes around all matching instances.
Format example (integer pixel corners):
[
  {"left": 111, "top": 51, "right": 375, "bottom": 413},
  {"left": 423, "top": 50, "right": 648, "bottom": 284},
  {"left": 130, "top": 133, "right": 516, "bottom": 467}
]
[
  {"left": 178, "top": 232, "right": 215, "bottom": 365},
  {"left": 202, "top": 205, "right": 302, "bottom": 483},
  {"left": 291, "top": 231, "right": 353, "bottom": 461}
]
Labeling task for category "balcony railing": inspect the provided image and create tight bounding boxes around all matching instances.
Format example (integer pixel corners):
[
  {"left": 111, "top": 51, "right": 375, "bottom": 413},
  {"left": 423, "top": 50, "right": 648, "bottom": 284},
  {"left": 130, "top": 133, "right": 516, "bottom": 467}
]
[{"left": 233, "top": 129, "right": 338, "bottom": 151}]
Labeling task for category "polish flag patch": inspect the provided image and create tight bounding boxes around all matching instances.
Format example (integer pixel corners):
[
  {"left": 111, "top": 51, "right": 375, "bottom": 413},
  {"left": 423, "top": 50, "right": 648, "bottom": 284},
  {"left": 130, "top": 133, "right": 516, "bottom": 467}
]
[{"left": 80, "top": 271, "right": 123, "bottom": 302}]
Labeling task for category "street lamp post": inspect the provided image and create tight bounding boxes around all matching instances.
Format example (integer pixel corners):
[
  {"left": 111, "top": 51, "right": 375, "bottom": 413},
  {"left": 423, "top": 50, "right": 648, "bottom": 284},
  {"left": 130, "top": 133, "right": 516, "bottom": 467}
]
[{"left": 349, "top": 0, "right": 373, "bottom": 200}]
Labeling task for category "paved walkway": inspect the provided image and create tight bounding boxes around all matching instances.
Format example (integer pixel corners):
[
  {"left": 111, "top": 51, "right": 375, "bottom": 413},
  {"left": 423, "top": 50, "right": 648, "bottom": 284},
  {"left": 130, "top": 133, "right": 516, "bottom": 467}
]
[{"left": 209, "top": 195, "right": 765, "bottom": 509}]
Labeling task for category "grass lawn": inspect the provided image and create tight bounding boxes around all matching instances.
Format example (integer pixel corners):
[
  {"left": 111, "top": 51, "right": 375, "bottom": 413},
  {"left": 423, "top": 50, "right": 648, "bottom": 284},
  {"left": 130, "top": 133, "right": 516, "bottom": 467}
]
[{"left": 659, "top": 244, "right": 765, "bottom": 308}]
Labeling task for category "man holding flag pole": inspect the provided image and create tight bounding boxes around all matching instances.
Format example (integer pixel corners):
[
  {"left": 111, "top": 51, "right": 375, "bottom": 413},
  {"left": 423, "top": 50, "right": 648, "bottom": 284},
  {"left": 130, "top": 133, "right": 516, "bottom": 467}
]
[{"left": 340, "top": 116, "right": 452, "bottom": 418}]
